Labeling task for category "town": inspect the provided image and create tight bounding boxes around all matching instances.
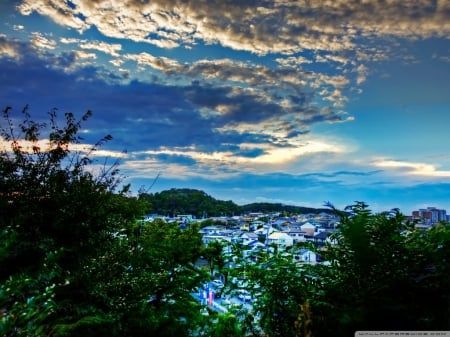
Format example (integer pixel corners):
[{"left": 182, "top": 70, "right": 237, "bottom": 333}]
[{"left": 141, "top": 204, "right": 448, "bottom": 315}]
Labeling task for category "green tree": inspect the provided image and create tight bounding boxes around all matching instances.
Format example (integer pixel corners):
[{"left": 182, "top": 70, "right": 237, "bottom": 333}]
[
  {"left": 0, "top": 106, "right": 208, "bottom": 336},
  {"left": 140, "top": 188, "right": 241, "bottom": 218},
  {"left": 245, "top": 250, "right": 312, "bottom": 337},
  {"left": 82, "top": 218, "right": 207, "bottom": 337},
  {"left": 245, "top": 202, "right": 450, "bottom": 337},
  {"left": 309, "top": 202, "right": 450, "bottom": 336},
  {"left": 208, "top": 313, "right": 244, "bottom": 337},
  {"left": 202, "top": 240, "right": 225, "bottom": 277}
]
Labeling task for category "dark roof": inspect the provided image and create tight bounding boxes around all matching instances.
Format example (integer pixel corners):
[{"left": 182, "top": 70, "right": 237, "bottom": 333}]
[{"left": 314, "top": 231, "right": 328, "bottom": 240}]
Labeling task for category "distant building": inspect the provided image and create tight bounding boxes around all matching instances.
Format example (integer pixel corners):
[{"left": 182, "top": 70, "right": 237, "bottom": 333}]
[
  {"left": 411, "top": 207, "right": 447, "bottom": 225},
  {"left": 300, "top": 222, "right": 316, "bottom": 236},
  {"left": 282, "top": 228, "right": 307, "bottom": 244},
  {"left": 177, "top": 214, "right": 194, "bottom": 223},
  {"left": 267, "top": 231, "right": 294, "bottom": 247}
]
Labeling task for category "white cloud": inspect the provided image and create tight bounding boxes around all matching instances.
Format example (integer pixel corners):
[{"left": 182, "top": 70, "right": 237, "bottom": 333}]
[
  {"left": 0, "top": 138, "right": 126, "bottom": 159},
  {"left": 30, "top": 32, "right": 56, "bottom": 50},
  {"left": 17, "top": 0, "right": 450, "bottom": 56},
  {"left": 109, "top": 58, "right": 124, "bottom": 67},
  {"left": 124, "top": 52, "right": 182, "bottom": 72},
  {"left": 124, "top": 134, "right": 349, "bottom": 181},
  {"left": 374, "top": 159, "right": 450, "bottom": 178},
  {"left": 60, "top": 38, "right": 122, "bottom": 57},
  {"left": 79, "top": 41, "right": 122, "bottom": 57},
  {"left": 74, "top": 50, "right": 96, "bottom": 60},
  {"left": 17, "top": 0, "right": 89, "bottom": 33},
  {"left": 0, "top": 41, "right": 20, "bottom": 59},
  {"left": 355, "top": 64, "right": 368, "bottom": 85}
]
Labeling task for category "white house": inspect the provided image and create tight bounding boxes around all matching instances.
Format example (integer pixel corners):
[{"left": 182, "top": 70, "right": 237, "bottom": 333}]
[
  {"left": 202, "top": 232, "right": 232, "bottom": 245},
  {"left": 267, "top": 231, "right": 294, "bottom": 247},
  {"left": 240, "top": 232, "right": 259, "bottom": 244},
  {"left": 293, "top": 248, "right": 317, "bottom": 264},
  {"left": 282, "top": 228, "right": 307, "bottom": 244}
]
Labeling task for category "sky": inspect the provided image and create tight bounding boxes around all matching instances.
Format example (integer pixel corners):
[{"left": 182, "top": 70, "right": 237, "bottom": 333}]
[{"left": 1, "top": 0, "right": 450, "bottom": 214}]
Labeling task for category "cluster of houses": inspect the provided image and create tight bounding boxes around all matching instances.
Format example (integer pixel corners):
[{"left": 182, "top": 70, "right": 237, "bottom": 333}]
[
  {"left": 198, "top": 212, "right": 340, "bottom": 265},
  {"left": 142, "top": 210, "right": 341, "bottom": 265}
]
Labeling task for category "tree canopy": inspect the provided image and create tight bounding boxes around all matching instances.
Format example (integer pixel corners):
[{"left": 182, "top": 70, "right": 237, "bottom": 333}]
[
  {"left": 139, "top": 188, "right": 241, "bottom": 218},
  {"left": 309, "top": 202, "right": 450, "bottom": 335},
  {"left": 0, "top": 106, "right": 208, "bottom": 337},
  {"left": 242, "top": 202, "right": 450, "bottom": 337}
]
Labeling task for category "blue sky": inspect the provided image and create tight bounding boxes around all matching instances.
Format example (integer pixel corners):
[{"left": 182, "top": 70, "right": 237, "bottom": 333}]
[{"left": 1, "top": 0, "right": 449, "bottom": 214}]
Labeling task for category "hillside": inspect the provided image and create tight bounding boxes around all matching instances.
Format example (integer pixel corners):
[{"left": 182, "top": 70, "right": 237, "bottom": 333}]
[
  {"left": 240, "top": 202, "right": 333, "bottom": 215},
  {"left": 139, "top": 188, "right": 333, "bottom": 217}
]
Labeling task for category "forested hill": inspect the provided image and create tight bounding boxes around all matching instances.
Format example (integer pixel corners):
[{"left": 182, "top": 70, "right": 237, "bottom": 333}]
[
  {"left": 139, "top": 188, "right": 240, "bottom": 218},
  {"left": 240, "top": 202, "right": 333, "bottom": 215},
  {"left": 139, "top": 188, "right": 333, "bottom": 218}
]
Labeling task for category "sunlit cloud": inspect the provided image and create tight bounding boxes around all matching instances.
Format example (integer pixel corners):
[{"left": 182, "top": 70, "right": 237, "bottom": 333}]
[
  {"left": 374, "top": 159, "right": 450, "bottom": 178},
  {"left": 1, "top": 0, "right": 449, "bottom": 212},
  {"left": 17, "top": 0, "right": 89, "bottom": 33},
  {"left": 124, "top": 52, "right": 182, "bottom": 72},
  {"left": 0, "top": 138, "right": 126, "bottom": 159},
  {"left": 16, "top": 0, "right": 450, "bottom": 55},
  {"left": 60, "top": 38, "right": 122, "bottom": 57},
  {"left": 0, "top": 38, "right": 20, "bottom": 60},
  {"left": 74, "top": 50, "right": 96, "bottom": 60},
  {"left": 123, "top": 135, "right": 348, "bottom": 181},
  {"left": 30, "top": 32, "right": 56, "bottom": 50}
]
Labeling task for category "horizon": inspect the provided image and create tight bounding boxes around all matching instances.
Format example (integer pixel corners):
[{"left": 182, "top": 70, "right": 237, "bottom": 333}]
[
  {"left": 1, "top": 1, "right": 449, "bottom": 215},
  {"left": 139, "top": 186, "right": 445, "bottom": 216}
]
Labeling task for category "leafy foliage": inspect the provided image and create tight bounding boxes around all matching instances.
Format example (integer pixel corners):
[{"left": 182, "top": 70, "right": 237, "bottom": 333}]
[
  {"left": 244, "top": 250, "right": 313, "bottom": 337},
  {"left": 202, "top": 240, "right": 225, "bottom": 276},
  {"left": 240, "top": 203, "right": 333, "bottom": 216},
  {"left": 241, "top": 202, "right": 450, "bottom": 337},
  {"left": 0, "top": 106, "right": 208, "bottom": 337},
  {"left": 140, "top": 188, "right": 241, "bottom": 218},
  {"left": 208, "top": 313, "right": 243, "bottom": 337},
  {"left": 309, "top": 202, "right": 450, "bottom": 336}
]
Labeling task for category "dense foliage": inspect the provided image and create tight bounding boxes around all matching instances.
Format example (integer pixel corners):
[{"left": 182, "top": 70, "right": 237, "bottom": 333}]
[
  {"left": 139, "top": 189, "right": 333, "bottom": 218},
  {"left": 139, "top": 188, "right": 241, "bottom": 218},
  {"left": 309, "top": 202, "right": 450, "bottom": 335},
  {"left": 242, "top": 202, "right": 450, "bottom": 337},
  {"left": 239, "top": 203, "right": 333, "bottom": 216},
  {"left": 0, "top": 106, "right": 208, "bottom": 337}
]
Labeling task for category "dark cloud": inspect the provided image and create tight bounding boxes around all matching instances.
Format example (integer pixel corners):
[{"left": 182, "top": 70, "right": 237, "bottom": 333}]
[
  {"left": 3, "top": 38, "right": 323, "bottom": 155},
  {"left": 152, "top": 153, "right": 198, "bottom": 166},
  {"left": 301, "top": 170, "right": 383, "bottom": 179}
]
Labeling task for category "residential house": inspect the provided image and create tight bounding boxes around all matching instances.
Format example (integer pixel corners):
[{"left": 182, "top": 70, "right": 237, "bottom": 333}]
[
  {"left": 293, "top": 248, "right": 317, "bottom": 264},
  {"left": 200, "top": 226, "right": 233, "bottom": 245},
  {"left": 267, "top": 231, "right": 294, "bottom": 248},
  {"left": 282, "top": 228, "right": 307, "bottom": 244},
  {"left": 313, "top": 231, "right": 329, "bottom": 247},
  {"left": 271, "top": 218, "right": 294, "bottom": 229},
  {"left": 240, "top": 232, "right": 260, "bottom": 245},
  {"left": 300, "top": 222, "right": 316, "bottom": 236},
  {"left": 202, "top": 231, "right": 232, "bottom": 246},
  {"left": 239, "top": 220, "right": 251, "bottom": 231},
  {"left": 243, "top": 240, "right": 266, "bottom": 260}
]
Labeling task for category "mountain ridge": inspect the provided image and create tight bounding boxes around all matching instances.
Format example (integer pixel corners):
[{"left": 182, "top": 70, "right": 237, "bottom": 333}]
[{"left": 139, "top": 188, "right": 333, "bottom": 217}]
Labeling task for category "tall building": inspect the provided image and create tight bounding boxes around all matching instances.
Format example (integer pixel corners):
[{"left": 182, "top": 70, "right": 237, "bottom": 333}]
[{"left": 412, "top": 207, "right": 447, "bottom": 225}]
